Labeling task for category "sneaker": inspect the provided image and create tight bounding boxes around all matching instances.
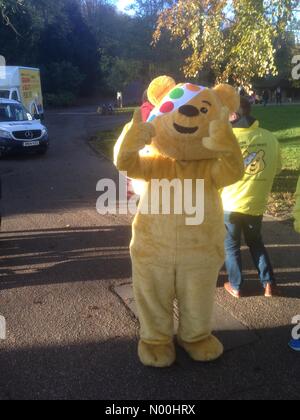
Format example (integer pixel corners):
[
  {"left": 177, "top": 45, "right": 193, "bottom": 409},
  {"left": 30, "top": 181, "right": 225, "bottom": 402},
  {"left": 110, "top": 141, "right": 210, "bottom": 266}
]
[
  {"left": 224, "top": 282, "right": 241, "bottom": 299},
  {"left": 264, "top": 284, "right": 280, "bottom": 298}
]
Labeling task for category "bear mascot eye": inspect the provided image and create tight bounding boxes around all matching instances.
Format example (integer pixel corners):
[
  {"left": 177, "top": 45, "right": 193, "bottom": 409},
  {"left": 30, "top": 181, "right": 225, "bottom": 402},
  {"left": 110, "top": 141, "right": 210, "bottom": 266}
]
[{"left": 200, "top": 107, "right": 208, "bottom": 114}]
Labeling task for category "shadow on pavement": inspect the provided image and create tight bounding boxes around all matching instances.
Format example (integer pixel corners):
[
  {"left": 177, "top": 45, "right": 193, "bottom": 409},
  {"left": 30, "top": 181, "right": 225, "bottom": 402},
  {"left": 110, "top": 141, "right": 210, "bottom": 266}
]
[
  {"left": 0, "top": 325, "right": 299, "bottom": 400},
  {"left": 0, "top": 226, "right": 132, "bottom": 290},
  {"left": 1, "top": 221, "right": 299, "bottom": 299}
]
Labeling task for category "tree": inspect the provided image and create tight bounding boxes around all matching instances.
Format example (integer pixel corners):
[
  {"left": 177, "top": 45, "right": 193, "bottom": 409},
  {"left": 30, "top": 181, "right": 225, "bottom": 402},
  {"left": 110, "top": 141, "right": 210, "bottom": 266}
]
[
  {"left": 153, "top": 0, "right": 298, "bottom": 88},
  {"left": 0, "top": 0, "right": 24, "bottom": 33},
  {"left": 81, "top": 0, "right": 184, "bottom": 92},
  {"left": 131, "top": 0, "right": 173, "bottom": 19},
  {"left": 37, "top": 0, "right": 100, "bottom": 95},
  {"left": 100, "top": 56, "right": 143, "bottom": 91},
  {"left": 0, "top": 0, "right": 100, "bottom": 98}
]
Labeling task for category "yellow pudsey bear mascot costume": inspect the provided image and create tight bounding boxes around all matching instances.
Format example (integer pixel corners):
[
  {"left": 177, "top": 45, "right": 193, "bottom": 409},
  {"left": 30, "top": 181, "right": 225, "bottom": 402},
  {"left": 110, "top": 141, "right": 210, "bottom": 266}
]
[{"left": 115, "top": 76, "right": 244, "bottom": 367}]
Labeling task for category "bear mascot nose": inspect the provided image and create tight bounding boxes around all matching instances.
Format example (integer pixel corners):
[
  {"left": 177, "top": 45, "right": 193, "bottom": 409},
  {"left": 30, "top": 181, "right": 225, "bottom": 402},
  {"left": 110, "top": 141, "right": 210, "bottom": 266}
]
[{"left": 179, "top": 105, "right": 200, "bottom": 117}]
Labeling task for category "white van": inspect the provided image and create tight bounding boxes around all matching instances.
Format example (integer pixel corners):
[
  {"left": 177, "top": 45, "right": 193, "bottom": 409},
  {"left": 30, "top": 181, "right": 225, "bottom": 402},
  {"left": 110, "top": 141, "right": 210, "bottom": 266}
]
[
  {"left": 0, "top": 98, "right": 49, "bottom": 156},
  {"left": 0, "top": 66, "right": 44, "bottom": 119}
]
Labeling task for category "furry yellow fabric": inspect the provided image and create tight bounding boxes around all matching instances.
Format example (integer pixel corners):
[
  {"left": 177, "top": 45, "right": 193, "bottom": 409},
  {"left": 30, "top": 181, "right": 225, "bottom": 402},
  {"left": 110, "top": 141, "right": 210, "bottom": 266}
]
[
  {"left": 115, "top": 77, "right": 244, "bottom": 367},
  {"left": 178, "top": 335, "right": 224, "bottom": 362},
  {"left": 147, "top": 75, "right": 176, "bottom": 107}
]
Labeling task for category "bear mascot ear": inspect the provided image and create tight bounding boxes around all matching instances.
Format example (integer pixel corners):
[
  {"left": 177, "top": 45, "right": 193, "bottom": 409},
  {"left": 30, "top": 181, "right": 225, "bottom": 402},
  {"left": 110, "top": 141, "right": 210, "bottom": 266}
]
[
  {"left": 214, "top": 84, "right": 240, "bottom": 113},
  {"left": 147, "top": 75, "right": 176, "bottom": 106}
]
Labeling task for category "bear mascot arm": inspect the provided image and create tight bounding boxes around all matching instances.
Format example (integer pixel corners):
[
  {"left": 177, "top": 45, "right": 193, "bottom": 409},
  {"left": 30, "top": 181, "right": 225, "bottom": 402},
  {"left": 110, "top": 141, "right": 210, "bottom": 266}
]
[
  {"left": 202, "top": 106, "right": 245, "bottom": 189},
  {"left": 114, "top": 108, "right": 168, "bottom": 181}
]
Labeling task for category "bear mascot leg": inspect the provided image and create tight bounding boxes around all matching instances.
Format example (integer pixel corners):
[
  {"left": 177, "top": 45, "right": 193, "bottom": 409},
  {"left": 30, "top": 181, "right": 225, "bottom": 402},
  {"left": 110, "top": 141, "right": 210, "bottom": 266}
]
[{"left": 133, "top": 260, "right": 224, "bottom": 367}]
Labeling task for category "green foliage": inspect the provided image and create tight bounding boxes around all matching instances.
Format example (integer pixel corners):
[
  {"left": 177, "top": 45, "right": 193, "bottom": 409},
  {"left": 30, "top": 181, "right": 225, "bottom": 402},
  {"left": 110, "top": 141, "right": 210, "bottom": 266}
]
[
  {"left": 42, "top": 61, "right": 84, "bottom": 95},
  {"left": 252, "top": 104, "right": 300, "bottom": 139},
  {"left": 89, "top": 125, "right": 124, "bottom": 160},
  {"left": 83, "top": 0, "right": 185, "bottom": 91},
  {"left": 0, "top": 0, "right": 100, "bottom": 97},
  {"left": 253, "top": 104, "right": 300, "bottom": 218},
  {"left": 154, "top": 0, "right": 299, "bottom": 87},
  {"left": 100, "top": 56, "right": 143, "bottom": 91},
  {"left": 44, "top": 92, "right": 76, "bottom": 107},
  {"left": 1, "top": 0, "right": 299, "bottom": 103},
  {"left": 0, "top": 0, "right": 24, "bottom": 31}
]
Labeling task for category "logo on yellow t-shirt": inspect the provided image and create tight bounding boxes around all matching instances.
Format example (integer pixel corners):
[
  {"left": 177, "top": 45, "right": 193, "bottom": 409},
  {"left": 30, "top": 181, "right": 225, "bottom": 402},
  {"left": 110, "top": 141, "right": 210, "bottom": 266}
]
[{"left": 243, "top": 150, "right": 266, "bottom": 176}]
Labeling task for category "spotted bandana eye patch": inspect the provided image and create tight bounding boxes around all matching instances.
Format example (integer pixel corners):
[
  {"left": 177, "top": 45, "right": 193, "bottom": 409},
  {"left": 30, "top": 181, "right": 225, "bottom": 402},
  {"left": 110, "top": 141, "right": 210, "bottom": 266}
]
[{"left": 147, "top": 83, "right": 206, "bottom": 123}]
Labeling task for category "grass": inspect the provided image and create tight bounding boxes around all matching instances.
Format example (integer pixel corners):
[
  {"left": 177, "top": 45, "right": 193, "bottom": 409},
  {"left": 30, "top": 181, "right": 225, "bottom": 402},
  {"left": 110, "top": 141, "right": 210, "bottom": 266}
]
[
  {"left": 89, "top": 126, "right": 125, "bottom": 160},
  {"left": 253, "top": 105, "right": 300, "bottom": 219},
  {"left": 114, "top": 107, "right": 136, "bottom": 115},
  {"left": 89, "top": 104, "right": 300, "bottom": 219},
  {"left": 89, "top": 109, "right": 135, "bottom": 159}
]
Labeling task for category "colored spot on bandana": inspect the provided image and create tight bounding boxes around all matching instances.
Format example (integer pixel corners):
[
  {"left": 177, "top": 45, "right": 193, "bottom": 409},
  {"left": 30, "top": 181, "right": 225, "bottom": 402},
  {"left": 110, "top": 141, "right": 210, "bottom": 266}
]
[
  {"left": 169, "top": 88, "right": 185, "bottom": 100},
  {"left": 160, "top": 101, "right": 175, "bottom": 113},
  {"left": 186, "top": 84, "right": 202, "bottom": 92},
  {"left": 148, "top": 114, "right": 156, "bottom": 122}
]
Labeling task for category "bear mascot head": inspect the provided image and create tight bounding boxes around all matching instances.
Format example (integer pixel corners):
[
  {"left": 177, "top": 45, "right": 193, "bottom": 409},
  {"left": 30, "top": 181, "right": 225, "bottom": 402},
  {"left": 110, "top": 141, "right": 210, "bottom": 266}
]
[
  {"left": 115, "top": 76, "right": 244, "bottom": 368},
  {"left": 145, "top": 75, "right": 240, "bottom": 161}
]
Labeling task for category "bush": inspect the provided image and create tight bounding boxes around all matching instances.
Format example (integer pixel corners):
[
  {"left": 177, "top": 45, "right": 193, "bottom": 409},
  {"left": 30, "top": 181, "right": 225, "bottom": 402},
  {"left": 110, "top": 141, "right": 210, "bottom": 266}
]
[
  {"left": 42, "top": 61, "right": 85, "bottom": 95},
  {"left": 44, "top": 92, "right": 76, "bottom": 108}
]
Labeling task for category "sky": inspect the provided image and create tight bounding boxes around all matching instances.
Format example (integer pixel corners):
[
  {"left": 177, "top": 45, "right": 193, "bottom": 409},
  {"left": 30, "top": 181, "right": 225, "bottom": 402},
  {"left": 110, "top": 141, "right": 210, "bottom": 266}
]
[{"left": 116, "top": 0, "right": 134, "bottom": 13}]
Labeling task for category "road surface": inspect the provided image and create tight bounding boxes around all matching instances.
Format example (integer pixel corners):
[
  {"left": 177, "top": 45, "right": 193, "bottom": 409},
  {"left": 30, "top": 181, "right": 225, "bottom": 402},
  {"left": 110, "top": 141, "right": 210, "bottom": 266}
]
[{"left": 0, "top": 108, "right": 299, "bottom": 400}]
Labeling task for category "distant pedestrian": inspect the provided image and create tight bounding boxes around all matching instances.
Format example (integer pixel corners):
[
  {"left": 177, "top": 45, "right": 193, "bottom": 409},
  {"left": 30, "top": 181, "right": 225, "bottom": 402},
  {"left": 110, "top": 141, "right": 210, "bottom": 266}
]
[
  {"left": 276, "top": 87, "right": 282, "bottom": 105},
  {"left": 251, "top": 91, "right": 257, "bottom": 105},
  {"left": 262, "top": 90, "right": 269, "bottom": 107},
  {"left": 222, "top": 97, "right": 282, "bottom": 298},
  {"left": 239, "top": 86, "right": 247, "bottom": 97},
  {"left": 117, "top": 92, "right": 123, "bottom": 108}
]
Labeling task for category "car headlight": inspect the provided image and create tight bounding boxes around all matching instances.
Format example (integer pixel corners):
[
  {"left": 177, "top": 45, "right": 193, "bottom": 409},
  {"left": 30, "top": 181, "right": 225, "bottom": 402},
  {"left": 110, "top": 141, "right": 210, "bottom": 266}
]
[
  {"left": 41, "top": 127, "right": 48, "bottom": 136},
  {"left": 0, "top": 129, "right": 12, "bottom": 139}
]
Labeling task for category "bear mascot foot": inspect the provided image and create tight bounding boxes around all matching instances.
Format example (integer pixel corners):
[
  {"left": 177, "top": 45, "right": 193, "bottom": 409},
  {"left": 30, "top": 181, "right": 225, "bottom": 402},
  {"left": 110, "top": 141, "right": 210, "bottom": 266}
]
[
  {"left": 138, "top": 340, "right": 176, "bottom": 368},
  {"left": 178, "top": 335, "right": 224, "bottom": 362}
]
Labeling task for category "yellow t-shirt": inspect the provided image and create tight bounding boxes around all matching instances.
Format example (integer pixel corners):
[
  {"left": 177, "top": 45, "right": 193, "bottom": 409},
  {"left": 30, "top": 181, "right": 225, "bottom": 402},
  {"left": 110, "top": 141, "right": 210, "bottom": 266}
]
[
  {"left": 222, "top": 121, "right": 282, "bottom": 216},
  {"left": 294, "top": 178, "right": 300, "bottom": 233}
]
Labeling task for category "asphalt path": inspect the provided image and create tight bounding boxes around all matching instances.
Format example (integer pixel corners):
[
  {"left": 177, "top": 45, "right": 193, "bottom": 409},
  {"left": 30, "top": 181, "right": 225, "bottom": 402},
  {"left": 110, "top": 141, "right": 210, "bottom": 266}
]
[{"left": 0, "top": 108, "right": 299, "bottom": 400}]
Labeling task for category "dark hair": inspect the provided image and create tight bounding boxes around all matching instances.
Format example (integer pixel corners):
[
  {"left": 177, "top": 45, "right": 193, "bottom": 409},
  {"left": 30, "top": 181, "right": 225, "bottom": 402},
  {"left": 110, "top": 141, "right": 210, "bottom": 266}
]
[
  {"left": 142, "top": 90, "right": 149, "bottom": 104},
  {"left": 239, "top": 96, "right": 252, "bottom": 116}
]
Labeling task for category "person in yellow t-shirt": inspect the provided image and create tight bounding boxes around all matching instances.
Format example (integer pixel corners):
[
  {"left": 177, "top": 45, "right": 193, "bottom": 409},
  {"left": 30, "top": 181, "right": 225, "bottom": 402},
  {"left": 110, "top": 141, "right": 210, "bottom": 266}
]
[
  {"left": 222, "top": 97, "right": 282, "bottom": 299},
  {"left": 294, "top": 178, "right": 300, "bottom": 233}
]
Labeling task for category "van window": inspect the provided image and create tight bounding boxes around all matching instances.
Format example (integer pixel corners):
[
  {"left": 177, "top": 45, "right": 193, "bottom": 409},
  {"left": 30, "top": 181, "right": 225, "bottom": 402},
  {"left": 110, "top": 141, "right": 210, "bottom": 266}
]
[
  {"left": 0, "top": 103, "right": 30, "bottom": 122},
  {"left": 0, "top": 90, "right": 10, "bottom": 99},
  {"left": 11, "top": 90, "right": 19, "bottom": 101},
  {"left": 30, "top": 102, "right": 38, "bottom": 116}
]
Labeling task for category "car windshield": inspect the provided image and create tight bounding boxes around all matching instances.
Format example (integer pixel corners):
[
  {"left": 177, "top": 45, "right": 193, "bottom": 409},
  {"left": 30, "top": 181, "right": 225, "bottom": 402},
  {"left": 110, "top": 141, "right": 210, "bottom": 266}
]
[
  {"left": 0, "top": 102, "right": 31, "bottom": 122},
  {"left": 0, "top": 91, "right": 10, "bottom": 99}
]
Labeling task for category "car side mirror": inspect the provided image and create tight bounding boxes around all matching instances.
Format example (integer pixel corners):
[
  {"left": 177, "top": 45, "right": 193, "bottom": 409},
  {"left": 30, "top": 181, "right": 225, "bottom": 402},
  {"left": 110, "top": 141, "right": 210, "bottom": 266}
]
[{"left": 37, "top": 113, "right": 45, "bottom": 122}]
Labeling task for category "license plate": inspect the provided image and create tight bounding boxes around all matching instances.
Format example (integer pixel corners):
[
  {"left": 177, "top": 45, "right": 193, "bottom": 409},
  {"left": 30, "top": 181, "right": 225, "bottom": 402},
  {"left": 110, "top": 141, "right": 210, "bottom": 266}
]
[{"left": 23, "top": 141, "right": 40, "bottom": 147}]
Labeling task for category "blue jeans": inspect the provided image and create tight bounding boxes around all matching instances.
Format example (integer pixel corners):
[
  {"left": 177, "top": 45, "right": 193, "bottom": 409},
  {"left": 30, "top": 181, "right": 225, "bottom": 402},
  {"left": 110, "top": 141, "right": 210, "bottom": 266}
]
[{"left": 224, "top": 212, "right": 275, "bottom": 291}]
